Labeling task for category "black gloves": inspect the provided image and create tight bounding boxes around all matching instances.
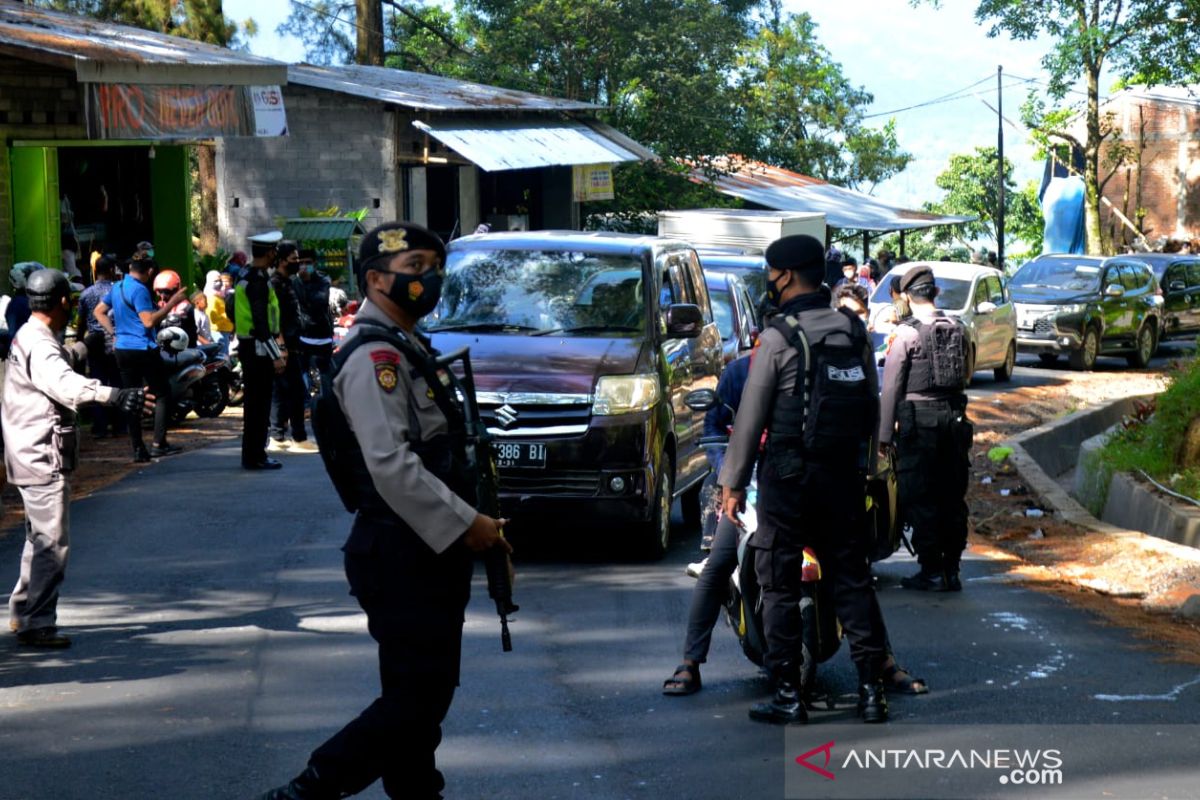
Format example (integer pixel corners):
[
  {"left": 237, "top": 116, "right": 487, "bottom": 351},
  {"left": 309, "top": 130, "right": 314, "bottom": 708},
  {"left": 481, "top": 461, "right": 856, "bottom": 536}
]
[{"left": 115, "top": 388, "right": 147, "bottom": 415}]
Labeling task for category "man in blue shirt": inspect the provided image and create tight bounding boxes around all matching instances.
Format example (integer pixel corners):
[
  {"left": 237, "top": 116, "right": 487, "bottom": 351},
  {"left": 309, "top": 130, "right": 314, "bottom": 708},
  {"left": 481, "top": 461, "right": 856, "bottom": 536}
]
[
  {"left": 93, "top": 258, "right": 187, "bottom": 462},
  {"left": 75, "top": 255, "right": 124, "bottom": 438}
]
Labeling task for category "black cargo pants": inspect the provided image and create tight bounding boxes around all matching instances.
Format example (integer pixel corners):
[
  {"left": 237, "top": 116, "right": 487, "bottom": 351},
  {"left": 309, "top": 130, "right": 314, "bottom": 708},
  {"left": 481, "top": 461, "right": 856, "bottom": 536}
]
[
  {"left": 751, "top": 458, "right": 888, "bottom": 682},
  {"left": 895, "top": 398, "right": 973, "bottom": 574},
  {"left": 308, "top": 516, "right": 473, "bottom": 799}
]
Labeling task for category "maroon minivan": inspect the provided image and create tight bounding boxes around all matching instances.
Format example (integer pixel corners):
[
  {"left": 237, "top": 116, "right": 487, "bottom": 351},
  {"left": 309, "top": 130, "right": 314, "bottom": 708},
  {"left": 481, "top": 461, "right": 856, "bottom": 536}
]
[{"left": 427, "top": 231, "right": 723, "bottom": 557}]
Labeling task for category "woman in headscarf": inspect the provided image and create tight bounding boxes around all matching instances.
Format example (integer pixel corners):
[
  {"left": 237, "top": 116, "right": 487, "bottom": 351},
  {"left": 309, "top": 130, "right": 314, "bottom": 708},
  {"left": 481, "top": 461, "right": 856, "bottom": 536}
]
[{"left": 204, "top": 269, "right": 234, "bottom": 349}]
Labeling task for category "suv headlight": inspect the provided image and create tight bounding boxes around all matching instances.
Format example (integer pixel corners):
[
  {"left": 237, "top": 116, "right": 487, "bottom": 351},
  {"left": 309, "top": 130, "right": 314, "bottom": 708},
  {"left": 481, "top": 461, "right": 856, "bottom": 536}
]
[
  {"left": 593, "top": 374, "right": 661, "bottom": 415},
  {"left": 1057, "top": 303, "right": 1088, "bottom": 315}
]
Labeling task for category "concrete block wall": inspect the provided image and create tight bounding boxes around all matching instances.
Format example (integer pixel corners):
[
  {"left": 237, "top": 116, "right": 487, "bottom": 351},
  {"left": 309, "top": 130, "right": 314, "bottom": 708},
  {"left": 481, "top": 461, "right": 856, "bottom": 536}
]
[
  {"left": 216, "top": 85, "right": 397, "bottom": 253},
  {"left": 0, "top": 56, "right": 87, "bottom": 288}
]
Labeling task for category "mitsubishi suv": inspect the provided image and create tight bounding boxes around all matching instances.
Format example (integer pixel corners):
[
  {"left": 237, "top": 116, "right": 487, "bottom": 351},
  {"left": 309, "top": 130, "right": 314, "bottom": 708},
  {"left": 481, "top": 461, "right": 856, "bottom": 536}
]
[{"left": 426, "top": 231, "right": 723, "bottom": 557}]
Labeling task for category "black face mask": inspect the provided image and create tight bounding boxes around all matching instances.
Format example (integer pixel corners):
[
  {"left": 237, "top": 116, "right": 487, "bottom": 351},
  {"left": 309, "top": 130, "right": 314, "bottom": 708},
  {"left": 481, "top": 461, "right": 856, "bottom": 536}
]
[
  {"left": 766, "top": 270, "right": 791, "bottom": 307},
  {"left": 386, "top": 268, "right": 443, "bottom": 317}
]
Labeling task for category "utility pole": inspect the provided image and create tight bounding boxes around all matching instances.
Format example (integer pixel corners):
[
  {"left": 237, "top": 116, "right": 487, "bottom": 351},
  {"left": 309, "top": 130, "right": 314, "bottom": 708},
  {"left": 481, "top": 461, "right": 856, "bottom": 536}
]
[
  {"left": 356, "top": 0, "right": 384, "bottom": 66},
  {"left": 997, "top": 64, "right": 1005, "bottom": 269}
]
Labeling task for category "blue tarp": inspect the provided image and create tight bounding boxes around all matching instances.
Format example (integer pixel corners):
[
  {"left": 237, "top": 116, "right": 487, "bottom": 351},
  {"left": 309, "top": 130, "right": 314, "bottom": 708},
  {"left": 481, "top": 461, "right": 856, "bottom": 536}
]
[{"left": 1041, "top": 176, "right": 1086, "bottom": 254}]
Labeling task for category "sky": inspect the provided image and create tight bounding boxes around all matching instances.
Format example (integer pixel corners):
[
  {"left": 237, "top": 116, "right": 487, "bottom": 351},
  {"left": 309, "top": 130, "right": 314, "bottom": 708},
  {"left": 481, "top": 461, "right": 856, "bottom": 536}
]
[{"left": 224, "top": 0, "right": 1072, "bottom": 217}]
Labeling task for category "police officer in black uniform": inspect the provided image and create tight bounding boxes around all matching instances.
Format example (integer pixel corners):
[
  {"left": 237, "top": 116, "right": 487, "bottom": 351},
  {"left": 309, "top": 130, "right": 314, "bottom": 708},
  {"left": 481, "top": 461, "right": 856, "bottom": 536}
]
[
  {"left": 878, "top": 265, "right": 973, "bottom": 592},
  {"left": 256, "top": 222, "right": 510, "bottom": 800},
  {"left": 719, "top": 234, "right": 891, "bottom": 725}
]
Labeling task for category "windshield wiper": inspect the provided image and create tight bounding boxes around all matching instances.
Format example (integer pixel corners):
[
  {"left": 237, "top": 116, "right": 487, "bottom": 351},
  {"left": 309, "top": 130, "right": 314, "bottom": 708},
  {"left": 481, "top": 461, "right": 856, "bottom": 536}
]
[
  {"left": 531, "top": 324, "right": 641, "bottom": 336},
  {"left": 425, "top": 323, "right": 539, "bottom": 333}
]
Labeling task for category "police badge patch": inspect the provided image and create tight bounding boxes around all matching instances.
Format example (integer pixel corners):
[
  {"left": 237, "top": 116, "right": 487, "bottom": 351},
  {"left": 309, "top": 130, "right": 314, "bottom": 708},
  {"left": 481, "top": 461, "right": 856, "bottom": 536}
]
[{"left": 370, "top": 349, "right": 401, "bottom": 393}]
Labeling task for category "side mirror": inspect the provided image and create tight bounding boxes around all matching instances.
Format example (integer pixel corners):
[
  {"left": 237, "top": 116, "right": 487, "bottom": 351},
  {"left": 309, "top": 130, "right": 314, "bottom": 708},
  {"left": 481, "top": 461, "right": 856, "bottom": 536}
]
[
  {"left": 976, "top": 301, "right": 997, "bottom": 315},
  {"left": 1170, "top": 280, "right": 1187, "bottom": 293},
  {"left": 1105, "top": 284, "right": 1125, "bottom": 298},
  {"left": 666, "top": 303, "right": 704, "bottom": 338},
  {"left": 684, "top": 388, "right": 718, "bottom": 411}
]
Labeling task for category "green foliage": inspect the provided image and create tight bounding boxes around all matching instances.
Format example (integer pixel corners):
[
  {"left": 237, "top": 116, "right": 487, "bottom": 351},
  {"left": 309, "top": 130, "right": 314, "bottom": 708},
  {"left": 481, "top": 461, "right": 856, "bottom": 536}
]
[
  {"left": 195, "top": 247, "right": 231, "bottom": 275},
  {"left": 33, "top": 0, "right": 240, "bottom": 46},
  {"left": 296, "top": 205, "right": 370, "bottom": 221},
  {"left": 1101, "top": 354, "right": 1200, "bottom": 501}
]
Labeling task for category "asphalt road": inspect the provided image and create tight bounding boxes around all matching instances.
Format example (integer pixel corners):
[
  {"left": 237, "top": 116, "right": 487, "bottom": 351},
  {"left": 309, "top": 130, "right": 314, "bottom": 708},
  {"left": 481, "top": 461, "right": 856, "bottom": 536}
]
[{"left": 2, "top": 423, "right": 1200, "bottom": 799}]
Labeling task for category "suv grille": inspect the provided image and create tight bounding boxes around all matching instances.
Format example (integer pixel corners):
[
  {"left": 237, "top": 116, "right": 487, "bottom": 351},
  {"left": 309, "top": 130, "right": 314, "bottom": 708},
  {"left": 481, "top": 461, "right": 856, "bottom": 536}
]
[
  {"left": 480, "top": 401, "right": 591, "bottom": 436},
  {"left": 1033, "top": 318, "right": 1054, "bottom": 336},
  {"left": 499, "top": 470, "right": 600, "bottom": 496}
]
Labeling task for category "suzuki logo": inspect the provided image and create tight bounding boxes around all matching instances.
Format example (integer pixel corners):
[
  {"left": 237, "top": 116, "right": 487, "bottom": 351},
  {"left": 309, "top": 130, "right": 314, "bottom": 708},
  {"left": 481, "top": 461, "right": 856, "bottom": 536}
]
[{"left": 495, "top": 404, "right": 520, "bottom": 429}]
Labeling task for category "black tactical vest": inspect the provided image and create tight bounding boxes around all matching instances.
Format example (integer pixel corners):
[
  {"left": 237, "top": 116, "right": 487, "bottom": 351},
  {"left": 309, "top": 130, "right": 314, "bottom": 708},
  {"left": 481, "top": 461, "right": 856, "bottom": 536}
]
[{"left": 902, "top": 316, "right": 967, "bottom": 395}]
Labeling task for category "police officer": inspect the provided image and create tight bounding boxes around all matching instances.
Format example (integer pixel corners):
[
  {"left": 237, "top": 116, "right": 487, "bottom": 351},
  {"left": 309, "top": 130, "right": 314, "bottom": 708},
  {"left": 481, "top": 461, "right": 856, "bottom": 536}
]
[
  {"left": 878, "top": 265, "right": 973, "bottom": 592},
  {"left": 719, "top": 234, "right": 891, "bottom": 725},
  {"left": 3, "top": 270, "right": 150, "bottom": 648},
  {"left": 237, "top": 231, "right": 287, "bottom": 470},
  {"left": 256, "top": 222, "right": 510, "bottom": 800}
]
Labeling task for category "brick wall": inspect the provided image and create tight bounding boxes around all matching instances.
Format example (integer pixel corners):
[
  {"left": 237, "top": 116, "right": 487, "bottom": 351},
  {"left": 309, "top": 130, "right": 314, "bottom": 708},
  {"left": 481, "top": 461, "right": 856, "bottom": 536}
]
[
  {"left": 0, "top": 56, "right": 87, "bottom": 289},
  {"left": 216, "top": 85, "right": 397, "bottom": 252},
  {"left": 1099, "top": 95, "right": 1200, "bottom": 245}
]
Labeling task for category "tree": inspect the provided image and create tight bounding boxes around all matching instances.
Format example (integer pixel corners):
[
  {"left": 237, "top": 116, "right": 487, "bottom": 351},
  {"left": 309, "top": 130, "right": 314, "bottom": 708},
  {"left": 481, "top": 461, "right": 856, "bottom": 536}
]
[
  {"left": 926, "top": 0, "right": 1200, "bottom": 254},
  {"left": 732, "top": 12, "right": 909, "bottom": 190}
]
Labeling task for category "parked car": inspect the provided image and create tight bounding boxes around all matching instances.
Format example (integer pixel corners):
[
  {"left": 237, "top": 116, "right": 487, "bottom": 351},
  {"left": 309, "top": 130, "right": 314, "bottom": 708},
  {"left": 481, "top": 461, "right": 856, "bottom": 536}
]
[
  {"left": 867, "top": 261, "right": 1018, "bottom": 382},
  {"left": 704, "top": 270, "right": 759, "bottom": 363},
  {"left": 695, "top": 248, "right": 768, "bottom": 304},
  {"left": 427, "top": 231, "right": 724, "bottom": 558},
  {"left": 1122, "top": 253, "right": 1200, "bottom": 345},
  {"left": 1009, "top": 254, "right": 1162, "bottom": 370}
]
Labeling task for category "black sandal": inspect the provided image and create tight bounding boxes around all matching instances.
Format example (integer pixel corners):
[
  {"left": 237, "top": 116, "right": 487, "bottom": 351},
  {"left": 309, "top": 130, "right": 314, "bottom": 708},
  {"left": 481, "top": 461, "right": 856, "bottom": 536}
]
[
  {"left": 663, "top": 663, "right": 702, "bottom": 696},
  {"left": 883, "top": 661, "right": 929, "bottom": 695}
]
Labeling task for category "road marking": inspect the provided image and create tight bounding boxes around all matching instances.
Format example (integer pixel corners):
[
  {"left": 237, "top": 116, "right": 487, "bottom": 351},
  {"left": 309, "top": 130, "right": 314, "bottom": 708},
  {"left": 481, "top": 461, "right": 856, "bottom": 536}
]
[{"left": 1094, "top": 672, "right": 1200, "bottom": 702}]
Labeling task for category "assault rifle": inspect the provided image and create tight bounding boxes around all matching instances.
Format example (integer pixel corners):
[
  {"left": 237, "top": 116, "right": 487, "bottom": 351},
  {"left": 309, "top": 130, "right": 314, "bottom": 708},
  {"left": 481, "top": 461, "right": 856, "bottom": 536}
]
[{"left": 435, "top": 347, "right": 519, "bottom": 652}]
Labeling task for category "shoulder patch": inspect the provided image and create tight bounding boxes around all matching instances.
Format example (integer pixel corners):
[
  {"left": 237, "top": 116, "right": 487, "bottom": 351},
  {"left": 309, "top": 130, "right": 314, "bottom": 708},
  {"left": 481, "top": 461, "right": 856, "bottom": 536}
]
[
  {"left": 375, "top": 361, "right": 399, "bottom": 393},
  {"left": 369, "top": 349, "right": 402, "bottom": 365}
]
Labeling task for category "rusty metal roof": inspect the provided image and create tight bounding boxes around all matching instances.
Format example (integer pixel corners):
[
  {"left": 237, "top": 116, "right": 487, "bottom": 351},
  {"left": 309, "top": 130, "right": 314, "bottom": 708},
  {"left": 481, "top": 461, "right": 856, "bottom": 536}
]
[
  {"left": 689, "top": 158, "right": 975, "bottom": 232},
  {"left": 289, "top": 63, "right": 602, "bottom": 112},
  {"left": 413, "top": 117, "right": 655, "bottom": 172},
  {"left": 0, "top": 1, "right": 286, "bottom": 85}
]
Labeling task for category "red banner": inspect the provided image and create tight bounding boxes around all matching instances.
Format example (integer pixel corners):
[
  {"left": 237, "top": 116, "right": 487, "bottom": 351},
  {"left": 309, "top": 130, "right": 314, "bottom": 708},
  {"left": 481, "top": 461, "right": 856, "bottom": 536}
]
[{"left": 86, "top": 83, "right": 255, "bottom": 139}]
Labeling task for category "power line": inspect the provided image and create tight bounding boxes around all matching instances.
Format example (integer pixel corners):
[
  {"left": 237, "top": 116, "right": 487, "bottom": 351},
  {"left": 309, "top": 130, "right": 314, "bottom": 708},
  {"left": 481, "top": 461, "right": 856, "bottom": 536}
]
[{"left": 863, "top": 76, "right": 1037, "bottom": 119}]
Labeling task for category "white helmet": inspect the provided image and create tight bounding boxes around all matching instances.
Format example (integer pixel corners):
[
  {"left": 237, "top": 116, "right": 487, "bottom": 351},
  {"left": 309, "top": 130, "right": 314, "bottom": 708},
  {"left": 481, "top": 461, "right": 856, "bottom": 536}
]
[
  {"left": 10, "top": 262, "right": 45, "bottom": 290},
  {"left": 157, "top": 326, "right": 189, "bottom": 353}
]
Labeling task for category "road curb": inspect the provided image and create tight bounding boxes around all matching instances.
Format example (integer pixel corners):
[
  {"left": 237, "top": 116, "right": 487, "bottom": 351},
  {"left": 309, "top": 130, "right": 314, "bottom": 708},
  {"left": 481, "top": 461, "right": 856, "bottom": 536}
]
[{"left": 1004, "top": 392, "right": 1200, "bottom": 571}]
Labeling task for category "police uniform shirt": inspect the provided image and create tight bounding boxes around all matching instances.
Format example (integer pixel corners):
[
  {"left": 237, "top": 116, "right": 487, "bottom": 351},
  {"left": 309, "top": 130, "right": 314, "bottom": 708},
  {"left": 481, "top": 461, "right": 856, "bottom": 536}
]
[
  {"left": 877, "top": 306, "right": 954, "bottom": 446},
  {"left": 2, "top": 317, "right": 117, "bottom": 486},
  {"left": 334, "top": 301, "right": 477, "bottom": 553},
  {"left": 718, "top": 298, "right": 879, "bottom": 491}
]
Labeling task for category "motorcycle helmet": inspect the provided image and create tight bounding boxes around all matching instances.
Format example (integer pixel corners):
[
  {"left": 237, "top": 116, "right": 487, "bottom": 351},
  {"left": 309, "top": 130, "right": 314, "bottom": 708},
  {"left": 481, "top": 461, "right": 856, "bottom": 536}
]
[
  {"left": 157, "top": 326, "right": 189, "bottom": 353},
  {"left": 153, "top": 269, "right": 182, "bottom": 292},
  {"left": 26, "top": 268, "right": 71, "bottom": 312},
  {"left": 10, "top": 261, "right": 46, "bottom": 291}
]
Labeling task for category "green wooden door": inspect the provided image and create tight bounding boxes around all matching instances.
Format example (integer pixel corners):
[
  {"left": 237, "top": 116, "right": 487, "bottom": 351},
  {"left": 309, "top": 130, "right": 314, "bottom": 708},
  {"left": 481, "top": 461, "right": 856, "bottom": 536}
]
[{"left": 9, "top": 146, "right": 62, "bottom": 269}]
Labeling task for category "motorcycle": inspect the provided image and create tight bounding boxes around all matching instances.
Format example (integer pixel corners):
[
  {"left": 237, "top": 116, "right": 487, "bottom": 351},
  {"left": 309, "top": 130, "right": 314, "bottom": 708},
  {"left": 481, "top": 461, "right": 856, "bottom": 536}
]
[
  {"left": 683, "top": 387, "right": 900, "bottom": 697},
  {"left": 157, "top": 327, "right": 230, "bottom": 423}
]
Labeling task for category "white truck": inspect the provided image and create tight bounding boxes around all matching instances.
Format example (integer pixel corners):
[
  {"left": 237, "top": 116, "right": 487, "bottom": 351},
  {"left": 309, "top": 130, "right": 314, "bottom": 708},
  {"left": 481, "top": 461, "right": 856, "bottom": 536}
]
[{"left": 656, "top": 208, "right": 827, "bottom": 252}]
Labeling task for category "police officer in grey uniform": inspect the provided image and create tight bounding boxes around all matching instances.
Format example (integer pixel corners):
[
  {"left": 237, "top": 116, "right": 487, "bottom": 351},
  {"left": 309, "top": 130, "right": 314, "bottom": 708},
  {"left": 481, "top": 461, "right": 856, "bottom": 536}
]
[
  {"left": 878, "top": 265, "right": 973, "bottom": 592},
  {"left": 257, "top": 222, "right": 510, "bottom": 800},
  {"left": 719, "top": 235, "right": 891, "bottom": 725},
  {"left": 3, "top": 270, "right": 150, "bottom": 648}
]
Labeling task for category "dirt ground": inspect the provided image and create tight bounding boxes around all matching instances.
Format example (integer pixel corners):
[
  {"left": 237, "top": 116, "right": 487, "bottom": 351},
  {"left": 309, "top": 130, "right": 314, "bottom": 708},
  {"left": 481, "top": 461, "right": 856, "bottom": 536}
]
[{"left": 964, "top": 363, "right": 1200, "bottom": 666}]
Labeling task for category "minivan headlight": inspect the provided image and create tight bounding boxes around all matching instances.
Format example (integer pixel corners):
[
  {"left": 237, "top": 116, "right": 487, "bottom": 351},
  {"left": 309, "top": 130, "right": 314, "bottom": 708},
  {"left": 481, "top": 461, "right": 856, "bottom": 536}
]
[{"left": 593, "top": 374, "right": 661, "bottom": 415}]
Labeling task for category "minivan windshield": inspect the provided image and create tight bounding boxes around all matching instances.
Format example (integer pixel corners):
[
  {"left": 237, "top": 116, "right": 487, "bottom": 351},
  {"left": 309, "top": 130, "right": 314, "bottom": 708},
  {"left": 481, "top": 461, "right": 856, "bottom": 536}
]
[
  {"left": 429, "top": 249, "right": 647, "bottom": 335},
  {"left": 1010, "top": 259, "right": 1101, "bottom": 293},
  {"left": 869, "top": 274, "right": 973, "bottom": 310}
]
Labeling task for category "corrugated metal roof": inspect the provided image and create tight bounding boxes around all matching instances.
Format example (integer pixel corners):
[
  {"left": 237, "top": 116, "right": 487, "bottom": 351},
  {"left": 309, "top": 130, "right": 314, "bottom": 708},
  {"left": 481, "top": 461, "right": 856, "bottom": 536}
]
[
  {"left": 0, "top": 1, "right": 286, "bottom": 85},
  {"left": 281, "top": 218, "right": 367, "bottom": 242},
  {"left": 689, "top": 158, "right": 975, "bottom": 232},
  {"left": 289, "top": 64, "right": 601, "bottom": 112},
  {"left": 413, "top": 117, "right": 655, "bottom": 172}
]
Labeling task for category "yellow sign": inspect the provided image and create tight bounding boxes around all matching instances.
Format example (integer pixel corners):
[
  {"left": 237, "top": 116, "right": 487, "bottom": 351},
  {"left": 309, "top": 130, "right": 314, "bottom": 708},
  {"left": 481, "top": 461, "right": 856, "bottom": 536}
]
[{"left": 572, "top": 164, "right": 615, "bottom": 202}]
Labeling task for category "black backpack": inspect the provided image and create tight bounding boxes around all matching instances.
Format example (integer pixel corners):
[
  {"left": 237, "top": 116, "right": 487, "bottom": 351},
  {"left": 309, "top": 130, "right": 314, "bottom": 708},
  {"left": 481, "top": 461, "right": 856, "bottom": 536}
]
[
  {"left": 907, "top": 316, "right": 968, "bottom": 392},
  {"left": 312, "top": 319, "right": 465, "bottom": 513},
  {"left": 770, "top": 308, "right": 877, "bottom": 466}
]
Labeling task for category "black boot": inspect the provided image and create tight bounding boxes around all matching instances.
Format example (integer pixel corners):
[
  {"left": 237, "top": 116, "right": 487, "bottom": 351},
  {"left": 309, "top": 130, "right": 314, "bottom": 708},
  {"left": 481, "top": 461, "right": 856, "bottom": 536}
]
[
  {"left": 858, "top": 680, "right": 889, "bottom": 724},
  {"left": 256, "top": 767, "right": 339, "bottom": 800},
  {"left": 900, "top": 567, "right": 949, "bottom": 592},
  {"left": 749, "top": 666, "right": 808, "bottom": 725}
]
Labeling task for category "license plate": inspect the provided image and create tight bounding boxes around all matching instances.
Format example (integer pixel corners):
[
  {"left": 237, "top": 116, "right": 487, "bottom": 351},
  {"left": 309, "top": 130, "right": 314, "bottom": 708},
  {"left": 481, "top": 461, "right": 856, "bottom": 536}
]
[{"left": 493, "top": 441, "right": 547, "bottom": 469}]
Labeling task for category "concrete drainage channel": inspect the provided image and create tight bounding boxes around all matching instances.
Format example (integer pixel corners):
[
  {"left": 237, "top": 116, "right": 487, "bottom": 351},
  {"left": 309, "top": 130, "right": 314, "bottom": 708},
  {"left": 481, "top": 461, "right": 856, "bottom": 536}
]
[{"left": 1003, "top": 391, "right": 1200, "bottom": 617}]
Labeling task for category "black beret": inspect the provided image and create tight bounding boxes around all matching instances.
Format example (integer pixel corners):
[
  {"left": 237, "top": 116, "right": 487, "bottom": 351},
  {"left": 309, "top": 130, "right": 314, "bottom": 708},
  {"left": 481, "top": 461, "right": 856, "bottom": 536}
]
[
  {"left": 899, "top": 265, "right": 935, "bottom": 293},
  {"left": 765, "top": 234, "right": 826, "bottom": 275},
  {"left": 358, "top": 222, "right": 446, "bottom": 272}
]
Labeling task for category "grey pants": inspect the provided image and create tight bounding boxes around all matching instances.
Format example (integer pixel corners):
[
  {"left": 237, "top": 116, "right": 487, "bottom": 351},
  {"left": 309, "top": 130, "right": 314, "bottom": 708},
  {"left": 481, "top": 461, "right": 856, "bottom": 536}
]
[{"left": 9, "top": 477, "right": 70, "bottom": 633}]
